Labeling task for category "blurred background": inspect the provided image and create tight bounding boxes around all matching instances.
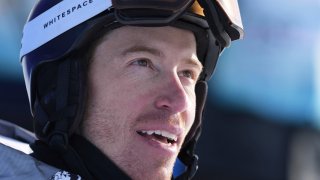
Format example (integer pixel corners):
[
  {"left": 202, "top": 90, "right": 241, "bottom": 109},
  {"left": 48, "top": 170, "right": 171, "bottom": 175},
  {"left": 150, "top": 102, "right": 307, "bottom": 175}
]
[{"left": 1, "top": 0, "right": 320, "bottom": 180}]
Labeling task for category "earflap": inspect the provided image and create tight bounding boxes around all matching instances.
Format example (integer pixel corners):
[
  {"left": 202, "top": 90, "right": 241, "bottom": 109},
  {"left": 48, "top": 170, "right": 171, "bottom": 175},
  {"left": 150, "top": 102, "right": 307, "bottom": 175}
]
[
  {"left": 33, "top": 55, "right": 92, "bottom": 178},
  {"left": 177, "top": 80, "right": 208, "bottom": 179},
  {"left": 33, "top": 55, "right": 87, "bottom": 151},
  {"left": 182, "top": 80, "right": 208, "bottom": 150}
]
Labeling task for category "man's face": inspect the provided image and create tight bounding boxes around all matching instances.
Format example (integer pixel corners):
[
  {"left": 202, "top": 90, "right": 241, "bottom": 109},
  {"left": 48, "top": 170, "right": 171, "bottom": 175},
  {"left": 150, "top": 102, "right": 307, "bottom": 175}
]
[{"left": 81, "top": 26, "right": 202, "bottom": 180}]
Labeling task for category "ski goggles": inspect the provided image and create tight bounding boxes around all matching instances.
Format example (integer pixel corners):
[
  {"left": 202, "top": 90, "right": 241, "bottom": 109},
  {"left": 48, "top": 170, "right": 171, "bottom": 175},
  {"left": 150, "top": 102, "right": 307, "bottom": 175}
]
[
  {"left": 113, "top": 0, "right": 244, "bottom": 46},
  {"left": 21, "top": 0, "right": 243, "bottom": 59}
]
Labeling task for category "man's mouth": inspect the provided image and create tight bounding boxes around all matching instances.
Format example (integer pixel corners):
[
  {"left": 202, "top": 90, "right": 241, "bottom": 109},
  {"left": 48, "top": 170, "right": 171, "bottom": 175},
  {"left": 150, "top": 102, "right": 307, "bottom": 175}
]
[{"left": 137, "top": 130, "right": 178, "bottom": 145}]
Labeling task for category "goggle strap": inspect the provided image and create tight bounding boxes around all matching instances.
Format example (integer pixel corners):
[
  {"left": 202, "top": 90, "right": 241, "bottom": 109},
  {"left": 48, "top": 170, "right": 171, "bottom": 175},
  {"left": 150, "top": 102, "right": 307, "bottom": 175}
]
[{"left": 198, "top": 0, "right": 231, "bottom": 47}]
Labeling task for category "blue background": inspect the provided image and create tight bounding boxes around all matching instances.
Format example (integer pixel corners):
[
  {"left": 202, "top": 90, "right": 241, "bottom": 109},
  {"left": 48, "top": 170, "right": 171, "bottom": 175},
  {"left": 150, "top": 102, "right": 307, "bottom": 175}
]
[{"left": 1, "top": 0, "right": 320, "bottom": 179}]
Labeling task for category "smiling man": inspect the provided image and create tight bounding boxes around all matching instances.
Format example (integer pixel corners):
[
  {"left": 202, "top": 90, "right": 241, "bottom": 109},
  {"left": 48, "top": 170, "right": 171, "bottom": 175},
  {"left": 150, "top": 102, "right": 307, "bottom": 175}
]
[
  {"left": 5, "top": 0, "right": 243, "bottom": 179},
  {"left": 82, "top": 26, "right": 200, "bottom": 179}
]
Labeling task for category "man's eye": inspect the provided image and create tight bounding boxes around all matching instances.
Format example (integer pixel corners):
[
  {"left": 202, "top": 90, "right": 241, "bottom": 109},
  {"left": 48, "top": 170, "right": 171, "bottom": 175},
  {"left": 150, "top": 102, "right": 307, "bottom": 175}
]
[
  {"left": 132, "top": 59, "right": 151, "bottom": 67},
  {"left": 180, "top": 70, "right": 194, "bottom": 79}
]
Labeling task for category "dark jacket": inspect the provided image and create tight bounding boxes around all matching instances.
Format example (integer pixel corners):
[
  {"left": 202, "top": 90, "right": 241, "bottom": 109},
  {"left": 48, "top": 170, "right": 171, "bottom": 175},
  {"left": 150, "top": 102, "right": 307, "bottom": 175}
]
[{"left": 31, "top": 134, "right": 131, "bottom": 180}]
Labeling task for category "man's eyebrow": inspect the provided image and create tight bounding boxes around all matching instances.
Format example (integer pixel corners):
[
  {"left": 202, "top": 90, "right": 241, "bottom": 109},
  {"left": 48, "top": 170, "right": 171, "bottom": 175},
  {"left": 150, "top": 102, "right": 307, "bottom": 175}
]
[
  {"left": 121, "top": 45, "right": 163, "bottom": 57},
  {"left": 121, "top": 45, "right": 203, "bottom": 70},
  {"left": 186, "top": 57, "right": 203, "bottom": 71}
]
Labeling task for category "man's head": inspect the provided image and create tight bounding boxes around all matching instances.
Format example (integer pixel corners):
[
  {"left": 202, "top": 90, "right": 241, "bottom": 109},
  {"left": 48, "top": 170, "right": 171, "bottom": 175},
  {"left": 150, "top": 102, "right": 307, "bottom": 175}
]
[
  {"left": 82, "top": 26, "right": 200, "bottom": 179},
  {"left": 20, "top": 0, "right": 243, "bottom": 179}
]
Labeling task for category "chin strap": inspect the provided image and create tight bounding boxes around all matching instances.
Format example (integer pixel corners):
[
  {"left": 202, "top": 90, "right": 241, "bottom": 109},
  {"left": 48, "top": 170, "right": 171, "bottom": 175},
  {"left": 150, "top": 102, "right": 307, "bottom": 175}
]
[
  {"left": 176, "top": 139, "right": 199, "bottom": 180},
  {"left": 176, "top": 80, "right": 208, "bottom": 180}
]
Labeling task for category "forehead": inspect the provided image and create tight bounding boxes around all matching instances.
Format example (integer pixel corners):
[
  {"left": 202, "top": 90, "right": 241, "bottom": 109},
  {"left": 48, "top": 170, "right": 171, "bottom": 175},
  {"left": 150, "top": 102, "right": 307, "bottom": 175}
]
[{"left": 98, "top": 26, "right": 197, "bottom": 54}]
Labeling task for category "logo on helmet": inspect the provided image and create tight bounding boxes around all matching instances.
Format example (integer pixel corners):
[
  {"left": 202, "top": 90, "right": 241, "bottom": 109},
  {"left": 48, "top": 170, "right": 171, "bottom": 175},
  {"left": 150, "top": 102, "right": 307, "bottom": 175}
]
[
  {"left": 20, "top": 0, "right": 111, "bottom": 59},
  {"left": 43, "top": 0, "right": 94, "bottom": 29}
]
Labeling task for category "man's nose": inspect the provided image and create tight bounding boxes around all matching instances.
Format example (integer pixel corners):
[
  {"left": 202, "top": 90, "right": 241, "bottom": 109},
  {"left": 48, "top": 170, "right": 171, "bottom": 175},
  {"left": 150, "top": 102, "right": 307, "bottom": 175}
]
[{"left": 154, "top": 73, "right": 189, "bottom": 113}]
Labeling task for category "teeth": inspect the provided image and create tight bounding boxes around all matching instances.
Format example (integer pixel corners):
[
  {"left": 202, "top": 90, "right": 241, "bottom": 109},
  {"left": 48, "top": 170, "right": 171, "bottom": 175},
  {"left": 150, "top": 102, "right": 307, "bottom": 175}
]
[
  {"left": 161, "top": 131, "right": 177, "bottom": 141},
  {"left": 146, "top": 131, "right": 153, "bottom": 135},
  {"left": 140, "top": 130, "right": 177, "bottom": 142}
]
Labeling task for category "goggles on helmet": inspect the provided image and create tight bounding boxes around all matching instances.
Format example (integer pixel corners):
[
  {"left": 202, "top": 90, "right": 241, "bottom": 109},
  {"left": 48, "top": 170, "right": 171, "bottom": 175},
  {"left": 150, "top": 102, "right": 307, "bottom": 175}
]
[{"left": 20, "top": 0, "right": 243, "bottom": 60}]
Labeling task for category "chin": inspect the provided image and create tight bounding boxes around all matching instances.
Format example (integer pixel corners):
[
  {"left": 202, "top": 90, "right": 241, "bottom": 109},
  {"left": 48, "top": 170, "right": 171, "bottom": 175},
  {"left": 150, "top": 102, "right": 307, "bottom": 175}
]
[
  {"left": 133, "top": 169, "right": 172, "bottom": 180},
  {"left": 127, "top": 159, "right": 174, "bottom": 180}
]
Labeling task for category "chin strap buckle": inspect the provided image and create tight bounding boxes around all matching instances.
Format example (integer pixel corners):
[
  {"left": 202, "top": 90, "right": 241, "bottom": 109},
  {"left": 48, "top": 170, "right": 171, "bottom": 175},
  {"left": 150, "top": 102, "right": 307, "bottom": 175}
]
[
  {"left": 176, "top": 151, "right": 199, "bottom": 180},
  {"left": 49, "top": 130, "right": 69, "bottom": 153}
]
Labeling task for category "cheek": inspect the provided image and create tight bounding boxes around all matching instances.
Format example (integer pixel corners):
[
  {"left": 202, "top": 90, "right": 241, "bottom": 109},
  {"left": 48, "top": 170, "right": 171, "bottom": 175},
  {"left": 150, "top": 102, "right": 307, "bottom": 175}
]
[
  {"left": 88, "top": 71, "right": 124, "bottom": 106},
  {"left": 88, "top": 79, "right": 148, "bottom": 122}
]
